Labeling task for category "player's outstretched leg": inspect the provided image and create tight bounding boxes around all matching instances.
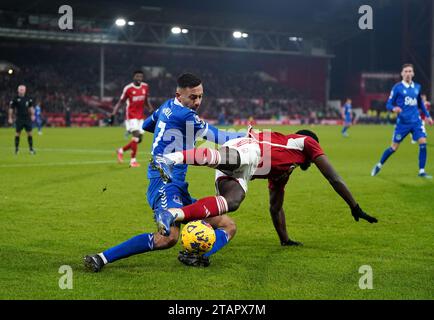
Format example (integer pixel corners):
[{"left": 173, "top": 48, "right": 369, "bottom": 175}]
[
  {"left": 341, "top": 125, "right": 349, "bottom": 137},
  {"left": 129, "top": 131, "right": 142, "bottom": 167},
  {"left": 14, "top": 134, "right": 20, "bottom": 154},
  {"left": 154, "top": 147, "right": 241, "bottom": 182},
  {"left": 27, "top": 133, "right": 35, "bottom": 155},
  {"left": 372, "top": 145, "right": 397, "bottom": 176},
  {"left": 84, "top": 227, "right": 179, "bottom": 272}
]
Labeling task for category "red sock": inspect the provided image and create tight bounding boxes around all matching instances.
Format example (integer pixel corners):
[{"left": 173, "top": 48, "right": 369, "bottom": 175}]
[
  {"left": 131, "top": 141, "right": 138, "bottom": 158},
  {"left": 181, "top": 196, "right": 228, "bottom": 221},
  {"left": 122, "top": 141, "right": 133, "bottom": 152},
  {"left": 182, "top": 148, "right": 220, "bottom": 166}
]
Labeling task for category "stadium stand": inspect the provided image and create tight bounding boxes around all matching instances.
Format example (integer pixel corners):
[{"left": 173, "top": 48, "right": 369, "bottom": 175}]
[{"left": 0, "top": 42, "right": 339, "bottom": 126}]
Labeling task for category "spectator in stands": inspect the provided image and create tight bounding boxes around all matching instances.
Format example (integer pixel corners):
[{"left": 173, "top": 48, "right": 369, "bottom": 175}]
[{"left": 65, "top": 107, "right": 71, "bottom": 127}]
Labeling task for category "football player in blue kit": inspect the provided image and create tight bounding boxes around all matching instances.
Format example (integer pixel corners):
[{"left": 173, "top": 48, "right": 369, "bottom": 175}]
[
  {"left": 84, "top": 73, "right": 244, "bottom": 271},
  {"left": 341, "top": 98, "right": 352, "bottom": 137},
  {"left": 34, "top": 103, "right": 43, "bottom": 135},
  {"left": 371, "top": 64, "right": 433, "bottom": 178}
]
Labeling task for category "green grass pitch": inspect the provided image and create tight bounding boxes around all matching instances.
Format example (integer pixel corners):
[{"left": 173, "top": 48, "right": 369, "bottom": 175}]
[{"left": 0, "top": 125, "right": 433, "bottom": 299}]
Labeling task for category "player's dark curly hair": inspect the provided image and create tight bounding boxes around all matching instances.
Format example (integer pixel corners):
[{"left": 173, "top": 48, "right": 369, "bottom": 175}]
[
  {"left": 177, "top": 73, "right": 202, "bottom": 89},
  {"left": 295, "top": 129, "right": 320, "bottom": 171},
  {"left": 133, "top": 70, "right": 144, "bottom": 75},
  {"left": 296, "top": 129, "right": 319, "bottom": 143}
]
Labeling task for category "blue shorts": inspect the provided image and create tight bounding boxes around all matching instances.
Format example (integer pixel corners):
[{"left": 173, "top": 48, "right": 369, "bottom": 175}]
[
  {"left": 344, "top": 116, "right": 351, "bottom": 125},
  {"left": 147, "top": 178, "right": 195, "bottom": 212},
  {"left": 393, "top": 121, "right": 427, "bottom": 143}
]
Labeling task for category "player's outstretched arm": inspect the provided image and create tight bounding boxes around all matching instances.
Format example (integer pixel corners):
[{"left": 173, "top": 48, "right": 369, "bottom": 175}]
[
  {"left": 417, "top": 93, "right": 433, "bottom": 125},
  {"left": 111, "top": 98, "right": 125, "bottom": 117},
  {"left": 206, "top": 124, "right": 246, "bottom": 145},
  {"left": 269, "top": 187, "right": 290, "bottom": 243},
  {"left": 268, "top": 184, "right": 302, "bottom": 246},
  {"left": 313, "top": 155, "right": 378, "bottom": 223},
  {"left": 142, "top": 107, "right": 162, "bottom": 133}
]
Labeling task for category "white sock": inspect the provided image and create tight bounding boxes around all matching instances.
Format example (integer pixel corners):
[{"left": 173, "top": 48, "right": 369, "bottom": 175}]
[
  {"left": 168, "top": 208, "right": 185, "bottom": 221},
  {"left": 377, "top": 163, "right": 382, "bottom": 168},
  {"left": 98, "top": 253, "right": 108, "bottom": 265},
  {"left": 130, "top": 158, "right": 136, "bottom": 163},
  {"left": 419, "top": 168, "right": 425, "bottom": 174},
  {"left": 118, "top": 148, "right": 123, "bottom": 154},
  {"left": 165, "top": 152, "right": 184, "bottom": 165},
  {"left": 208, "top": 149, "right": 222, "bottom": 168}
]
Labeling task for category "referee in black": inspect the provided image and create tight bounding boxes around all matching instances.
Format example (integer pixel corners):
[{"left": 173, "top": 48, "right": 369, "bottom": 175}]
[{"left": 8, "top": 85, "right": 36, "bottom": 154}]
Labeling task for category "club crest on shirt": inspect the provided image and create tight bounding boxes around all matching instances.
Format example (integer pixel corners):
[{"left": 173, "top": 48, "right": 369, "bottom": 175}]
[{"left": 173, "top": 195, "right": 182, "bottom": 205}]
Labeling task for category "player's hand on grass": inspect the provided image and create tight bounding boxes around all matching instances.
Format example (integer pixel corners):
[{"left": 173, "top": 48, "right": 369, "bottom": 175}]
[{"left": 351, "top": 204, "right": 378, "bottom": 223}]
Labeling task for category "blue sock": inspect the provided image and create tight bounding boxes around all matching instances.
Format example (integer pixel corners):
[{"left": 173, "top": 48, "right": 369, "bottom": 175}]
[
  {"left": 380, "top": 147, "right": 395, "bottom": 165},
  {"left": 102, "top": 233, "right": 154, "bottom": 263},
  {"left": 342, "top": 126, "right": 348, "bottom": 134},
  {"left": 419, "top": 143, "right": 427, "bottom": 170},
  {"left": 203, "top": 229, "right": 229, "bottom": 258}
]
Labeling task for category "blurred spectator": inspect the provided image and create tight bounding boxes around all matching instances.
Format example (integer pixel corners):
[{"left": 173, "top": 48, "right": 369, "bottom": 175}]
[{"left": 65, "top": 107, "right": 71, "bottom": 127}]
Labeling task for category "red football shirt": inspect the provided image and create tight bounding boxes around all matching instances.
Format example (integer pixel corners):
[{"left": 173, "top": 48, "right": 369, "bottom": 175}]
[
  {"left": 120, "top": 82, "right": 149, "bottom": 120},
  {"left": 249, "top": 130, "right": 325, "bottom": 190}
]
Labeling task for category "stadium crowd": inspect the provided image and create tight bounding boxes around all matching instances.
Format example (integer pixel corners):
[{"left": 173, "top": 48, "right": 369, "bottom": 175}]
[
  {"left": 1, "top": 67, "right": 339, "bottom": 126},
  {"left": 0, "top": 44, "right": 339, "bottom": 126}
]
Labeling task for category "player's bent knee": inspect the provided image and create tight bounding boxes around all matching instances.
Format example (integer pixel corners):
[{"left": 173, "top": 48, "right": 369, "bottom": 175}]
[{"left": 225, "top": 194, "right": 245, "bottom": 212}]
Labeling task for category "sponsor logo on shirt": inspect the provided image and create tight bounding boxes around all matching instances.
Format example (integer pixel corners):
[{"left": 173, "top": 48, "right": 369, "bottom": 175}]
[
  {"left": 132, "top": 96, "right": 146, "bottom": 102},
  {"left": 404, "top": 96, "right": 418, "bottom": 106}
]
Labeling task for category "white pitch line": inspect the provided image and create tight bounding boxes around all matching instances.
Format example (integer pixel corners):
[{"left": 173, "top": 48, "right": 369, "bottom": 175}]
[{"left": 0, "top": 160, "right": 116, "bottom": 168}]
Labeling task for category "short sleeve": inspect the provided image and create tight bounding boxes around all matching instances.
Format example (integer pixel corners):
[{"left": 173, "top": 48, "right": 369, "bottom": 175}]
[
  {"left": 185, "top": 111, "right": 208, "bottom": 137},
  {"left": 303, "top": 136, "right": 325, "bottom": 162},
  {"left": 120, "top": 86, "right": 129, "bottom": 101}
]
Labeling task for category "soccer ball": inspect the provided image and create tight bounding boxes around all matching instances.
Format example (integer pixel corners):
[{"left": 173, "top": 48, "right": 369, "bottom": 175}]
[{"left": 181, "top": 220, "right": 216, "bottom": 254}]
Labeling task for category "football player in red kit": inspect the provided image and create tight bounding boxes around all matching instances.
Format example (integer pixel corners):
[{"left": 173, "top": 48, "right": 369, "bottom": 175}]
[
  {"left": 154, "top": 128, "right": 378, "bottom": 246},
  {"left": 111, "top": 70, "right": 153, "bottom": 167}
]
